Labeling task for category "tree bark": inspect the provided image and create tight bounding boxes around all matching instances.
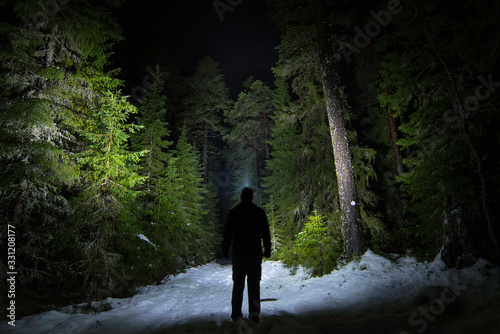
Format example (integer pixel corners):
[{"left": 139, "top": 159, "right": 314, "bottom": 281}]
[
  {"left": 45, "top": 26, "right": 57, "bottom": 67},
  {"left": 384, "top": 87, "right": 404, "bottom": 175},
  {"left": 312, "top": 0, "right": 368, "bottom": 258},
  {"left": 263, "top": 111, "right": 271, "bottom": 176},
  {"left": 202, "top": 121, "right": 208, "bottom": 184},
  {"left": 424, "top": 23, "right": 499, "bottom": 257},
  {"left": 442, "top": 201, "right": 476, "bottom": 268},
  {"left": 147, "top": 138, "right": 152, "bottom": 191},
  {"left": 252, "top": 138, "right": 259, "bottom": 188}
]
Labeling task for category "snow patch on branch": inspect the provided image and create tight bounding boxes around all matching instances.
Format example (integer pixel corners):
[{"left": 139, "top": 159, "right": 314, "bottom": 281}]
[{"left": 137, "top": 234, "right": 157, "bottom": 249}]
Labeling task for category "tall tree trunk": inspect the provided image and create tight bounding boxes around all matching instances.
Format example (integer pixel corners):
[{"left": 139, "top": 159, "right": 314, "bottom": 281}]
[
  {"left": 384, "top": 86, "right": 404, "bottom": 175},
  {"left": 312, "top": 0, "right": 367, "bottom": 258},
  {"left": 147, "top": 134, "right": 152, "bottom": 191},
  {"left": 252, "top": 138, "right": 259, "bottom": 188},
  {"left": 424, "top": 23, "right": 499, "bottom": 258},
  {"left": 442, "top": 200, "right": 476, "bottom": 268},
  {"left": 45, "top": 26, "right": 57, "bottom": 67},
  {"left": 203, "top": 121, "right": 208, "bottom": 184},
  {"left": 263, "top": 111, "right": 271, "bottom": 176}
]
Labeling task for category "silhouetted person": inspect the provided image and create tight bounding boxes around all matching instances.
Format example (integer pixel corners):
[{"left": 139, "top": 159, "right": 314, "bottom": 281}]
[{"left": 222, "top": 187, "right": 271, "bottom": 325}]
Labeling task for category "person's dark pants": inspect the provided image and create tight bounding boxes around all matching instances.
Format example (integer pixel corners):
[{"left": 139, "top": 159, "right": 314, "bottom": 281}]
[{"left": 231, "top": 254, "right": 262, "bottom": 323}]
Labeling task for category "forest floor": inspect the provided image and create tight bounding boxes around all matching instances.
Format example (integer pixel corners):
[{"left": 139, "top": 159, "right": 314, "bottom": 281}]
[
  {"left": 156, "top": 288, "right": 500, "bottom": 334},
  {"left": 153, "top": 289, "right": 500, "bottom": 334},
  {"left": 158, "top": 295, "right": 500, "bottom": 334},
  {"left": 2, "top": 251, "right": 499, "bottom": 334}
]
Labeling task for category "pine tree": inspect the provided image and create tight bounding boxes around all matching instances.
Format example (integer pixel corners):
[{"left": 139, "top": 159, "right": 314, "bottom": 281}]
[
  {"left": 132, "top": 64, "right": 172, "bottom": 192},
  {"left": 0, "top": 0, "right": 124, "bottom": 301},
  {"left": 124, "top": 64, "right": 178, "bottom": 282},
  {"left": 74, "top": 90, "right": 148, "bottom": 300},
  {"left": 183, "top": 55, "right": 231, "bottom": 182},
  {"left": 264, "top": 196, "right": 288, "bottom": 257},
  {"left": 77, "top": 91, "right": 147, "bottom": 196},
  {"left": 266, "top": 0, "right": 381, "bottom": 262},
  {"left": 201, "top": 179, "right": 222, "bottom": 261},
  {"left": 174, "top": 127, "right": 207, "bottom": 226},
  {"left": 173, "top": 127, "right": 220, "bottom": 265},
  {"left": 285, "top": 211, "right": 343, "bottom": 277},
  {"left": 225, "top": 78, "right": 274, "bottom": 199},
  {"left": 128, "top": 128, "right": 221, "bottom": 282},
  {"left": 312, "top": 0, "right": 368, "bottom": 257},
  {"left": 377, "top": 0, "right": 500, "bottom": 264},
  {"left": 150, "top": 126, "right": 220, "bottom": 272}
]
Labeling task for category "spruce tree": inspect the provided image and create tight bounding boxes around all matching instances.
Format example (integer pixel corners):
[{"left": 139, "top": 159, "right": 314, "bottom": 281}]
[
  {"left": 125, "top": 65, "right": 177, "bottom": 282},
  {"left": 264, "top": 195, "right": 287, "bottom": 257},
  {"left": 266, "top": 0, "right": 382, "bottom": 266},
  {"left": 183, "top": 56, "right": 231, "bottom": 182},
  {"left": 311, "top": 0, "right": 367, "bottom": 257},
  {"left": 132, "top": 64, "right": 172, "bottom": 192},
  {"left": 283, "top": 211, "right": 343, "bottom": 277},
  {"left": 74, "top": 90, "right": 148, "bottom": 300},
  {"left": 224, "top": 79, "right": 274, "bottom": 199},
  {"left": 151, "top": 126, "right": 219, "bottom": 272},
  {"left": 173, "top": 127, "right": 220, "bottom": 265},
  {"left": 0, "top": 0, "right": 125, "bottom": 303},
  {"left": 376, "top": 0, "right": 500, "bottom": 264}
]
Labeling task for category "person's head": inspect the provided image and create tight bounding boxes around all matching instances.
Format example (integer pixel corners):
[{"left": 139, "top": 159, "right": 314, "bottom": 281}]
[{"left": 240, "top": 187, "right": 254, "bottom": 203}]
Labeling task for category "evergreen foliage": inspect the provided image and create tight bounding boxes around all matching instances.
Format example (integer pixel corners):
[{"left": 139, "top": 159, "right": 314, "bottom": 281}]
[
  {"left": 164, "top": 127, "right": 220, "bottom": 267},
  {"left": 1, "top": 0, "right": 498, "bottom": 317},
  {"left": 131, "top": 126, "right": 220, "bottom": 282},
  {"left": 131, "top": 64, "right": 172, "bottom": 192},
  {"left": 281, "top": 211, "right": 343, "bottom": 277},
  {"left": 126, "top": 64, "right": 177, "bottom": 283},
  {"left": 74, "top": 90, "right": 147, "bottom": 300},
  {"left": 183, "top": 56, "right": 232, "bottom": 182},
  {"left": 264, "top": 196, "right": 288, "bottom": 258},
  {"left": 224, "top": 78, "right": 274, "bottom": 202},
  {"left": 265, "top": 0, "right": 382, "bottom": 270},
  {"left": 0, "top": 0, "right": 124, "bottom": 303},
  {"left": 0, "top": 0, "right": 223, "bottom": 312},
  {"left": 376, "top": 0, "right": 500, "bottom": 261}
]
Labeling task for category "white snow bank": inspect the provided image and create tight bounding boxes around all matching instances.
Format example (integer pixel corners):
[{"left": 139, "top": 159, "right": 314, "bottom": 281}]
[{"left": 1, "top": 250, "right": 498, "bottom": 334}]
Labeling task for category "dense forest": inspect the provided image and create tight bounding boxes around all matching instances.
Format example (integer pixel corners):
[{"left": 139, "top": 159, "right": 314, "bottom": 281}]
[{"left": 1, "top": 0, "right": 499, "bottom": 317}]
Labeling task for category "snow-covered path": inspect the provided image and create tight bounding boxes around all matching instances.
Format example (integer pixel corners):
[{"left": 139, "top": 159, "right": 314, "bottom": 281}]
[{"left": 1, "top": 251, "right": 499, "bottom": 334}]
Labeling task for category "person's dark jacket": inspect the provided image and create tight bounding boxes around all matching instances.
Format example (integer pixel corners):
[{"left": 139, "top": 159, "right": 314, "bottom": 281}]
[{"left": 222, "top": 201, "right": 271, "bottom": 260}]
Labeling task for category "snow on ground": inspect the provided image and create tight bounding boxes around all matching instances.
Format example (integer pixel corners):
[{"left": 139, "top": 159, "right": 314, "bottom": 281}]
[{"left": 1, "top": 250, "right": 499, "bottom": 334}]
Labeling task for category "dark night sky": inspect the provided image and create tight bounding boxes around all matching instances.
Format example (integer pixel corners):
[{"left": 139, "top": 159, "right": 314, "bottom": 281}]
[
  {"left": 110, "top": 1, "right": 280, "bottom": 217},
  {"left": 112, "top": 1, "right": 279, "bottom": 98}
]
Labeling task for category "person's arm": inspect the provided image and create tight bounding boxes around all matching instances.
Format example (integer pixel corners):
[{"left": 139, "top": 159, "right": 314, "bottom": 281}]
[
  {"left": 222, "top": 211, "right": 234, "bottom": 259},
  {"left": 261, "top": 209, "right": 271, "bottom": 258}
]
